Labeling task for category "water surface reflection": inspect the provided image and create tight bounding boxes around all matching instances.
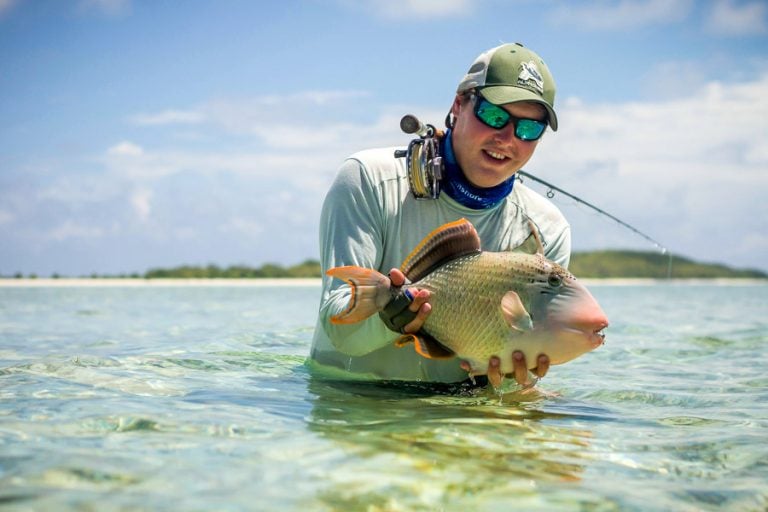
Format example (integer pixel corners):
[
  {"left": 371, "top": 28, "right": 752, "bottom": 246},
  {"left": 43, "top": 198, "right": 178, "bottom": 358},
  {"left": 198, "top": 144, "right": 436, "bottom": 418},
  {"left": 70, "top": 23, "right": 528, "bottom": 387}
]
[{"left": 305, "top": 377, "right": 598, "bottom": 510}]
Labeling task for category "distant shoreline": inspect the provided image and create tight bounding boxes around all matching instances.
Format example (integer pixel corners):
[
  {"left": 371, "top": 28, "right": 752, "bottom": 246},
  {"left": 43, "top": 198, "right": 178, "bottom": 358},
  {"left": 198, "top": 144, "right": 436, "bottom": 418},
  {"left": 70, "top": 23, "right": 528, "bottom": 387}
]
[
  {"left": 0, "top": 278, "right": 323, "bottom": 287},
  {"left": 1, "top": 277, "right": 766, "bottom": 287}
]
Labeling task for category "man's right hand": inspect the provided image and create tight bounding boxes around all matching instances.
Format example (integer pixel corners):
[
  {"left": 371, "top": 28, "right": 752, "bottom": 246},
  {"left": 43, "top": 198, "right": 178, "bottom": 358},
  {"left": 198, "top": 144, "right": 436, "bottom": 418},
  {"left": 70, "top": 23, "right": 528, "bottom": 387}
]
[{"left": 380, "top": 268, "right": 431, "bottom": 334}]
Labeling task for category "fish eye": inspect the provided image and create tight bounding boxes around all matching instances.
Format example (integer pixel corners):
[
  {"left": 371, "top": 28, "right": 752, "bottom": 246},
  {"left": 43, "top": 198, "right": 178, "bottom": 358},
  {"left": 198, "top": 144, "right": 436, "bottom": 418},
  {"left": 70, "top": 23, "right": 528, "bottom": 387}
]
[{"left": 547, "top": 274, "right": 563, "bottom": 287}]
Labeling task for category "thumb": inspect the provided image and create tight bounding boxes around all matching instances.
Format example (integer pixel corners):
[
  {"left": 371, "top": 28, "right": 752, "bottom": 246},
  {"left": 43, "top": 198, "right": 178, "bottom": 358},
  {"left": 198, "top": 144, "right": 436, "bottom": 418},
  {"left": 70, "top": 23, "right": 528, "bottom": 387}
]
[{"left": 388, "top": 268, "right": 406, "bottom": 287}]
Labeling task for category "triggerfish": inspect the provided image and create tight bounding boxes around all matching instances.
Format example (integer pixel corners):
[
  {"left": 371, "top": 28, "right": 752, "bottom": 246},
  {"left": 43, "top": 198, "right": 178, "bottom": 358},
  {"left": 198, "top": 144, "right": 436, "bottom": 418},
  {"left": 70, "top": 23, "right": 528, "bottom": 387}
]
[{"left": 327, "top": 218, "right": 609, "bottom": 376}]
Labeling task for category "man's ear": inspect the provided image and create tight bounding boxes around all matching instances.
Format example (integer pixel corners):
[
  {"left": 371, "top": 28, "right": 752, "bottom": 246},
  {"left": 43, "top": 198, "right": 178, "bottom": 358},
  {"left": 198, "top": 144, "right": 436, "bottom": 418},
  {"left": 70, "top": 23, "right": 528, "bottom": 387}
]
[{"left": 451, "top": 94, "right": 463, "bottom": 117}]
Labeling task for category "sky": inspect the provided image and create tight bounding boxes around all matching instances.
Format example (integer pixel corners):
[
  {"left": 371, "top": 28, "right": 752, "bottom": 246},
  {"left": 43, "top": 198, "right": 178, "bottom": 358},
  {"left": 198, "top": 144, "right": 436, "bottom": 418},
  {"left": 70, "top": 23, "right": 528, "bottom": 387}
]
[{"left": 1, "top": 0, "right": 767, "bottom": 276}]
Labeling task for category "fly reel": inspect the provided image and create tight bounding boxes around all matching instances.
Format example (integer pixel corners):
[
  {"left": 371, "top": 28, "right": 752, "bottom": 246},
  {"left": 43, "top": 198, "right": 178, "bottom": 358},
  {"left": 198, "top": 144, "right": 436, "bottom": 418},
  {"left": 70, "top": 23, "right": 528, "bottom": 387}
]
[{"left": 394, "top": 115, "right": 444, "bottom": 200}]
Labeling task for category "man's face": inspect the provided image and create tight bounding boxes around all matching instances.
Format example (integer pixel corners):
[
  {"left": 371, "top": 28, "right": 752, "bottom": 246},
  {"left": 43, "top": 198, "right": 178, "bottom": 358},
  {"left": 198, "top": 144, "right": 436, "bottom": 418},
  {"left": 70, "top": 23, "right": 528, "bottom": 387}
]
[{"left": 450, "top": 95, "right": 547, "bottom": 188}]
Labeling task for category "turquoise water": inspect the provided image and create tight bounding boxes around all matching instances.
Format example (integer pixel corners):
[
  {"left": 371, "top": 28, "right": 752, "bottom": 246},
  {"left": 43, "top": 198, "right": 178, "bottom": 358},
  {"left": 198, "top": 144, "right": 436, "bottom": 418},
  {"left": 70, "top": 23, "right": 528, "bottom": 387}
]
[{"left": 1, "top": 282, "right": 767, "bottom": 511}]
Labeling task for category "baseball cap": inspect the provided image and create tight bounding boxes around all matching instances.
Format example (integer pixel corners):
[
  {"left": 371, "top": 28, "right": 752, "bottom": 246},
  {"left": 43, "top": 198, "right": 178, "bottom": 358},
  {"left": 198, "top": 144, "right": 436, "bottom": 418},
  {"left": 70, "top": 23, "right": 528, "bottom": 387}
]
[{"left": 457, "top": 43, "right": 558, "bottom": 131}]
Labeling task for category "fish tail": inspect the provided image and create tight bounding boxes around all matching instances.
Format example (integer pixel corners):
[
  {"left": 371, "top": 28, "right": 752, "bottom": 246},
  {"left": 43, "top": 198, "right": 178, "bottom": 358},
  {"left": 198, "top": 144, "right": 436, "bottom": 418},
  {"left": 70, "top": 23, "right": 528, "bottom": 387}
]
[{"left": 327, "top": 266, "right": 391, "bottom": 324}]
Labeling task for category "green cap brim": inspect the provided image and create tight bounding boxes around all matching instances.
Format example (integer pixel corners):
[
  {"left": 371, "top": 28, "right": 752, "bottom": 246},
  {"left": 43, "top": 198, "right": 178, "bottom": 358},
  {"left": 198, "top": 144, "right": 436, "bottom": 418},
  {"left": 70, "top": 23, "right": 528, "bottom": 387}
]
[{"left": 480, "top": 86, "right": 558, "bottom": 131}]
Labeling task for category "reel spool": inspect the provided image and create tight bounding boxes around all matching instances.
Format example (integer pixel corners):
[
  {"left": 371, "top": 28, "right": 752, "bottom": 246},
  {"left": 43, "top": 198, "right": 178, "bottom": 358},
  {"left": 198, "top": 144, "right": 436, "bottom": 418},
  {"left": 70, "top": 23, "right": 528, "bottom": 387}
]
[{"left": 394, "top": 115, "right": 444, "bottom": 200}]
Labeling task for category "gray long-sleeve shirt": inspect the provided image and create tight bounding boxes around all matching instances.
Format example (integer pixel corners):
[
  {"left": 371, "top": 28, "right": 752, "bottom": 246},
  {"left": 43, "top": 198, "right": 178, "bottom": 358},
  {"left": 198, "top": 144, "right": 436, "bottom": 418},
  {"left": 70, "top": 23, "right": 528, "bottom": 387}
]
[{"left": 310, "top": 146, "right": 571, "bottom": 382}]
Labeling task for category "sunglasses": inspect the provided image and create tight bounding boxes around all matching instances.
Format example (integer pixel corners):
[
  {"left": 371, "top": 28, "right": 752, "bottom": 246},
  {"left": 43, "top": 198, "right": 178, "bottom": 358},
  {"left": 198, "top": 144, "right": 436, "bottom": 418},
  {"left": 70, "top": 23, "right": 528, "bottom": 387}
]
[{"left": 471, "top": 92, "right": 548, "bottom": 141}]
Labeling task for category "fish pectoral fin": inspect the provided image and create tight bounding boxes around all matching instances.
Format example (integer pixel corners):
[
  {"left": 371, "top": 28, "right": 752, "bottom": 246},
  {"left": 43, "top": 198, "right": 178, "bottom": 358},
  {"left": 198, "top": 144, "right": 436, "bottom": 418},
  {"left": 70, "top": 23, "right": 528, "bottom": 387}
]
[
  {"left": 501, "top": 291, "right": 533, "bottom": 333},
  {"left": 395, "top": 333, "right": 456, "bottom": 360}
]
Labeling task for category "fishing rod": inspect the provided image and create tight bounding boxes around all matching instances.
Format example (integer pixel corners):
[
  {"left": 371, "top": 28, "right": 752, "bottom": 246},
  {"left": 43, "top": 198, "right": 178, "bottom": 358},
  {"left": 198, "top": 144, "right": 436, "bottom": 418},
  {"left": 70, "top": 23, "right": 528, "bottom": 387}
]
[
  {"left": 395, "top": 114, "right": 672, "bottom": 276},
  {"left": 516, "top": 170, "right": 669, "bottom": 254}
]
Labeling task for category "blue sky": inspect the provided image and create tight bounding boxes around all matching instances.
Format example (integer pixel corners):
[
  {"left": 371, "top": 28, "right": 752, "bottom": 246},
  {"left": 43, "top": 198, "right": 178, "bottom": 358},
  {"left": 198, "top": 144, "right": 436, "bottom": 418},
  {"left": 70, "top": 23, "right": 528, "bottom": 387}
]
[{"left": 1, "top": 0, "right": 767, "bottom": 276}]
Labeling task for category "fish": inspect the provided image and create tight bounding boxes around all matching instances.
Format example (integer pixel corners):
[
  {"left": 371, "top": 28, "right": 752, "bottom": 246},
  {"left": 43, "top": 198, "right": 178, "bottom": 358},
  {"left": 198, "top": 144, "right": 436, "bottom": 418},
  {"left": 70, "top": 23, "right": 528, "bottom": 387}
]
[{"left": 327, "top": 218, "right": 609, "bottom": 376}]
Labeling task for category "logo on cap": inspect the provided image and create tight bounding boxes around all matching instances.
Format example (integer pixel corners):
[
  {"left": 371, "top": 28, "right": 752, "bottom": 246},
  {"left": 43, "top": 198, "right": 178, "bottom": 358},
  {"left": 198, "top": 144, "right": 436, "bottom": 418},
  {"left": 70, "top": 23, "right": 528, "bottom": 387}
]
[{"left": 517, "top": 61, "right": 544, "bottom": 95}]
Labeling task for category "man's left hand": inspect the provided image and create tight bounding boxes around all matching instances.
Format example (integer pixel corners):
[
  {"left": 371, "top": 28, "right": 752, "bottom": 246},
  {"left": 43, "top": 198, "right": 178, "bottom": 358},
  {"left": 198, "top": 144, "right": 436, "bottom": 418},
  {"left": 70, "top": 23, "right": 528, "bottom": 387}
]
[{"left": 460, "top": 351, "right": 550, "bottom": 388}]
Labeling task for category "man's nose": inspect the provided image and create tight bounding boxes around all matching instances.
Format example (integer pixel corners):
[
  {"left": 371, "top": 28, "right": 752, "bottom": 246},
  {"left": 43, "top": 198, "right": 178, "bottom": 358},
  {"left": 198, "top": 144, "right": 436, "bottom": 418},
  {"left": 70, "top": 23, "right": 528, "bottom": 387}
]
[{"left": 493, "top": 122, "right": 522, "bottom": 146}]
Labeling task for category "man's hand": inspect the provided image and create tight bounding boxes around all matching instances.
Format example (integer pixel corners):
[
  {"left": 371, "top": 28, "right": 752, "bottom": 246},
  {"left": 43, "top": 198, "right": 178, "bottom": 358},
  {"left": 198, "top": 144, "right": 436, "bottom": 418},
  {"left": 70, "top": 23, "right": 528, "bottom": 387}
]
[
  {"left": 380, "top": 268, "right": 431, "bottom": 333},
  {"left": 461, "top": 351, "right": 550, "bottom": 388}
]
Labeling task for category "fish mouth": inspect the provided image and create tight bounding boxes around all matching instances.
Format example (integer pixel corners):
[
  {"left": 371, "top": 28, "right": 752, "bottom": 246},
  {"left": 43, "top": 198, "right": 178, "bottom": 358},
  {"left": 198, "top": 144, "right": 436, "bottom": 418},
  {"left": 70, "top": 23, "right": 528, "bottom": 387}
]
[
  {"left": 561, "top": 323, "right": 608, "bottom": 349},
  {"left": 591, "top": 318, "right": 610, "bottom": 347},
  {"left": 592, "top": 326, "right": 607, "bottom": 347}
]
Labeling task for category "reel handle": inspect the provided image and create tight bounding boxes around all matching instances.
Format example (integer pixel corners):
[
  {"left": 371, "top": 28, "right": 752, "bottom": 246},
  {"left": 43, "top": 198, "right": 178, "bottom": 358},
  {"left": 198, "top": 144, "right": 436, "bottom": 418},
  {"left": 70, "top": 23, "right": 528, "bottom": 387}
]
[
  {"left": 399, "top": 115, "right": 444, "bottom": 139},
  {"left": 400, "top": 114, "right": 429, "bottom": 136}
]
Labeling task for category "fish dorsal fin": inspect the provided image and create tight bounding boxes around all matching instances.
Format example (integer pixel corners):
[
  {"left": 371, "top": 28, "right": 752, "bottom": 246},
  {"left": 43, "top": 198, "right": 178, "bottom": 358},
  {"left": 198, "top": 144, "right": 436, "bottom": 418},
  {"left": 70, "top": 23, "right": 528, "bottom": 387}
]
[
  {"left": 501, "top": 291, "right": 533, "bottom": 333},
  {"left": 400, "top": 218, "right": 481, "bottom": 282},
  {"left": 512, "top": 232, "right": 539, "bottom": 255},
  {"left": 512, "top": 220, "right": 545, "bottom": 255},
  {"left": 528, "top": 220, "right": 545, "bottom": 255}
]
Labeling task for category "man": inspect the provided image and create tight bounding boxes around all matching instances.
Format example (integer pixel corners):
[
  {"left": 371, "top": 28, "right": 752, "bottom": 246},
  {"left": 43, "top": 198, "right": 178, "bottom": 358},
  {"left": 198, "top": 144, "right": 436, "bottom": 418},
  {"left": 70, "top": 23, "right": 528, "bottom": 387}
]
[{"left": 310, "top": 43, "right": 569, "bottom": 388}]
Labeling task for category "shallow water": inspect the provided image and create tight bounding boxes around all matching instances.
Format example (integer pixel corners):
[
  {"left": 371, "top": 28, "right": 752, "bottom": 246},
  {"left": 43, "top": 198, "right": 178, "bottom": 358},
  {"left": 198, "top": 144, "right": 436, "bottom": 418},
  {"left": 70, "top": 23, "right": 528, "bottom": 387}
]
[{"left": 1, "top": 282, "right": 766, "bottom": 511}]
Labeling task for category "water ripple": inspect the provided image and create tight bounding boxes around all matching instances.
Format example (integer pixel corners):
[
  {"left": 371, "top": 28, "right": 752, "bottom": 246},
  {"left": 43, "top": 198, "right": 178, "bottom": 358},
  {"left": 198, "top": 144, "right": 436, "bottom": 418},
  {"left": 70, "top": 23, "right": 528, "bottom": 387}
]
[{"left": 1, "top": 283, "right": 766, "bottom": 511}]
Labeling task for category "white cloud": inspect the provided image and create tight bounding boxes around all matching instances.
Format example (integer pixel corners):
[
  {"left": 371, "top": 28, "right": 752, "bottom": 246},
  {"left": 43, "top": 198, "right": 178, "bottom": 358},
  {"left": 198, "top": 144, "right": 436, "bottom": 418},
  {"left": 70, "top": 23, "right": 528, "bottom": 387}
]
[
  {"left": 108, "top": 141, "right": 144, "bottom": 157},
  {"left": 130, "top": 110, "right": 205, "bottom": 126},
  {"left": 638, "top": 60, "right": 710, "bottom": 100},
  {"left": 345, "top": 0, "right": 472, "bottom": 19},
  {"left": 111, "top": 92, "right": 426, "bottom": 190},
  {"left": 220, "top": 217, "right": 264, "bottom": 238},
  {"left": 549, "top": 0, "right": 693, "bottom": 30},
  {"left": 200, "top": 90, "right": 371, "bottom": 139},
  {"left": 127, "top": 90, "right": 376, "bottom": 150},
  {"left": 112, "top": 80, "right": 767, "bottom": 271},
  {"left": 47, "top": 220, "right": 104, "bottom": 242},
  {"left": 130, "top": 188, "right": 152, "bottom": 222},
  {"left": 385, "top": 0, "right": 471, "bottom": 18},
  {"left": 11, "top": 76, "right": 767, "bottom": 273},
  {"left": 172, "top": 226, "right": 198, "bottom": 241},
  {"left": 705, "top": 0, "right": 768, "bottom": 36},
  {"left": 254, "top": 90, "right": 371, "bottom": 105},
  {"left": 543, "top": 75, "right": 768, "bottom": 172},
  {"left": 102, "top": 147, "right": 335, "bottom": 187},
  {"left": 531, "top": 73, "right": 768, "bottom": 267}
]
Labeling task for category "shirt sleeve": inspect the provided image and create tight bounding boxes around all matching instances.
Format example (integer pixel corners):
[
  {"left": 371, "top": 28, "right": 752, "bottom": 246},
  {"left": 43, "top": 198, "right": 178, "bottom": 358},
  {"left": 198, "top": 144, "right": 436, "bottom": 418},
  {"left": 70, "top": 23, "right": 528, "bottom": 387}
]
[{"left": 316, "top": 157, "right": 401, "bottom": 356}]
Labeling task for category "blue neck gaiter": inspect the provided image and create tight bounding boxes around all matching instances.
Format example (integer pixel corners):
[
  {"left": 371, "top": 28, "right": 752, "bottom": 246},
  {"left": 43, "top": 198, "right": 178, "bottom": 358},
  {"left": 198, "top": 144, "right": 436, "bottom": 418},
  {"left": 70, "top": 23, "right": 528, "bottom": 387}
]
[{"left": 442, "top": 130, "right": 515, "bottom": 210}]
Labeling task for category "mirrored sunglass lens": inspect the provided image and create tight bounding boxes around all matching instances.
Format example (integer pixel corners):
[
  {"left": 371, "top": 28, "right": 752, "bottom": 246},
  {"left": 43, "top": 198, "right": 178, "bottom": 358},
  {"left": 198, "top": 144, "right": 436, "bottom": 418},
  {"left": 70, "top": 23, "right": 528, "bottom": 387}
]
[
  {"left": 516, "top": 119, "right": 546, "bottom": 141},
  {"left": 476, "top": 101, "right": 510, "bottom": 129}
]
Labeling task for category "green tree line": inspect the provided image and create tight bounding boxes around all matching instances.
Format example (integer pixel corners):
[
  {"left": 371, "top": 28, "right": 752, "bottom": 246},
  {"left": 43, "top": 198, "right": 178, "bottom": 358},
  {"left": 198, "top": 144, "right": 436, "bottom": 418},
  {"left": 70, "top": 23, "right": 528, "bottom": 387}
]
[
  {"left": 143, "top": 259, "right": 322, "bottom": 278},
  {"left": 569, "top": 250, "right": 766, "bottom": 279},
  {"left": 119, "top": 252, "right": 768, "bottom": 279},
  {"left": 4, "top": 252, "right": 766, "bottom": 279}
]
